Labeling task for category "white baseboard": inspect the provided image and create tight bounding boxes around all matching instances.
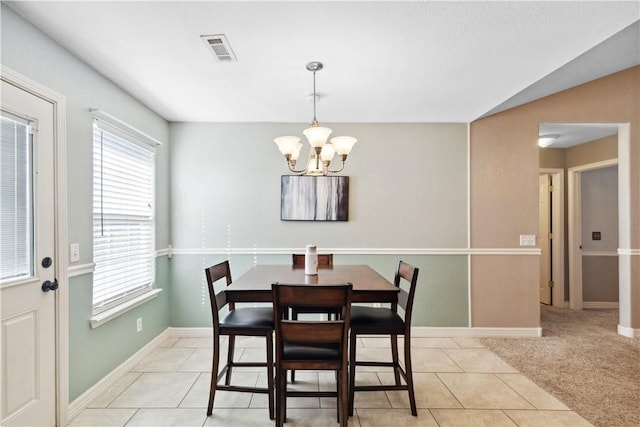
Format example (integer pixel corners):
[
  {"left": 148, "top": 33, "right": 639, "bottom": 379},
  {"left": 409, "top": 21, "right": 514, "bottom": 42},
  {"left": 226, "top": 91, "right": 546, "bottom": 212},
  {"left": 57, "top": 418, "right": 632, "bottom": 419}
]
[
  {"left": 68, "top": 329, "right": 171, "bottom": 420},
  {"left": 68, "top": 323, "right": 542, "bottom": 419},
  {"left": 618, "top": 324, "right": 640, "bottom": 338},
  {"left": 168, "top": 326, "right": 212, "bottom": 337},
  {"left": 583, "top": 301, "right": 619, "bottom": 309},
  {"left": 412, "top": 326, "right": 542, "bottom": 338}
]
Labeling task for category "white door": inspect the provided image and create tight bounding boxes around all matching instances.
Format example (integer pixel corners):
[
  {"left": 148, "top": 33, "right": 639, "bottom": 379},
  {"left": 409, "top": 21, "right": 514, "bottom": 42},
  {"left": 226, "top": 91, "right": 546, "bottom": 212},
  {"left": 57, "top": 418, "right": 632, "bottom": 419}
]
[
  {"left": 539, "top": 174, "right": 552, "bottom": 305},
  {"left": 1, "top": 80, "right": 57, "bottom": 426}
]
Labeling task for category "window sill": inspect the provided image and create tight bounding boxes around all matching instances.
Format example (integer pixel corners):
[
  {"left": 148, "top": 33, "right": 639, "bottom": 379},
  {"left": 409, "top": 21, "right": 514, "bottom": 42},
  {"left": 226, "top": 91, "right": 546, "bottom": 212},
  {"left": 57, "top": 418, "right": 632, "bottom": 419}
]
[{"left": 90, "top": 288, "right": 162, "bottom": 329}]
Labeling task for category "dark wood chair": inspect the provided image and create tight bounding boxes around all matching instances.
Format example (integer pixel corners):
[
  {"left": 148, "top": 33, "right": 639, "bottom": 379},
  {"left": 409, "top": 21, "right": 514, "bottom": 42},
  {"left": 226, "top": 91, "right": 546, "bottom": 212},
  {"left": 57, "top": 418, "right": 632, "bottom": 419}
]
[
  {"left": 205, "top": 261, "right": 275, "bottom": 419},
  {"left": 348, "top": 261, "right": 420, "bottom": 416},
  {"left": 272, "top": 282, "right": 352, "bottom": 427},
  {"left": 290, "top": 253, "right": 337, "bottom": 382}
]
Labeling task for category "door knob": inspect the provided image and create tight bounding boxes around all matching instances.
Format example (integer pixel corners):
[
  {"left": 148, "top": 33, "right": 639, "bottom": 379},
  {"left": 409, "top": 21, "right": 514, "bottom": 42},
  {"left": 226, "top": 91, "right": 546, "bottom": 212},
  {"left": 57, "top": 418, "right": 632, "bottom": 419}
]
[{"left": 42, "top": 279, "right": 59, "bottom": 292}]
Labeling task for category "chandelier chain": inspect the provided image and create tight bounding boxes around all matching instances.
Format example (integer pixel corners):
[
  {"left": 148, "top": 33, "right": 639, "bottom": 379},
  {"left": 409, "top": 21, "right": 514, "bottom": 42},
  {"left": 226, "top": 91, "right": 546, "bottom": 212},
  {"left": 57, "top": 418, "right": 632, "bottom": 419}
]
[{"left": 312, "top": 69, "right": 318, "bottom": 126}]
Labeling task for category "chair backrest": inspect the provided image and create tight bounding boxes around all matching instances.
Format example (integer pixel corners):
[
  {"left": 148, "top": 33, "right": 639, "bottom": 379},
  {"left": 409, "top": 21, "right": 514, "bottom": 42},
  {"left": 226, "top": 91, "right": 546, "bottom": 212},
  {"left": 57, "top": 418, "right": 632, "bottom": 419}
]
[
  {"left": 394, "top": 261, "right": 419, "bottom": 328},
  {"left": 205, "top": 260, "right": 233, "bottom": 326},
  {"left": 292, "top": 253, "right": 334, "bottom": 267},
  {"left": 272, "top": 283, "right": 352, "bottom": 356}
]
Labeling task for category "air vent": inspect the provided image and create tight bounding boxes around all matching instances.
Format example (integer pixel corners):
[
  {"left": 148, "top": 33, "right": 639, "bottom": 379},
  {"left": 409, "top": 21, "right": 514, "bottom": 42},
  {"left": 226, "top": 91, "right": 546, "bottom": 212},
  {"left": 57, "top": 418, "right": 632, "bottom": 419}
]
[{"left": 201, "top": 34, "right": 237, "bottom": 62}]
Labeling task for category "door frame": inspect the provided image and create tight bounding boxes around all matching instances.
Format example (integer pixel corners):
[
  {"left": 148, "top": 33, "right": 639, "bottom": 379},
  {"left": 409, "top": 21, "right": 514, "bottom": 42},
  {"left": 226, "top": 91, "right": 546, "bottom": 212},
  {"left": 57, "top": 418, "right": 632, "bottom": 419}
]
[
  {"left": 539, "top": 168, "right": 565, "bottom": 307},
  {"left": 1, "top": 66, "right": 69, "bottom": 426},
  {"left": 568, "top": 158, "right": 618, "bottom": 310}
]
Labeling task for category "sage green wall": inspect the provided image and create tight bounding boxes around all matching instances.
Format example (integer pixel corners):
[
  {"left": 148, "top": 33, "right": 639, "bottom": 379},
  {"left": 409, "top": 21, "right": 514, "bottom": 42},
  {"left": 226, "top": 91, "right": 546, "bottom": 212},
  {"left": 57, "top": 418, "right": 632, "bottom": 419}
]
[
  {"left": 68, "top": 259, "right": 170, "bottom": 400},
  {"left": 1, "top": 5, "right": 171, "bottom": 401},
  {"left": 169, "top": 122, "right": 469, "bottom": 327},
  {"left": 169, "top": 253, "right": 468, "bottom": 328}
]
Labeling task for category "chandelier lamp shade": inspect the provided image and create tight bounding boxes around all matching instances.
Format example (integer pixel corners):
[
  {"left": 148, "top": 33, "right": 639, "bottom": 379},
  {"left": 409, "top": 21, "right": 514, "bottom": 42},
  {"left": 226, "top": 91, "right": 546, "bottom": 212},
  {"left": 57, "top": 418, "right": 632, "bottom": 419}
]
[{"left": 274, "top": 62, "right": 357, "bottom": 176}]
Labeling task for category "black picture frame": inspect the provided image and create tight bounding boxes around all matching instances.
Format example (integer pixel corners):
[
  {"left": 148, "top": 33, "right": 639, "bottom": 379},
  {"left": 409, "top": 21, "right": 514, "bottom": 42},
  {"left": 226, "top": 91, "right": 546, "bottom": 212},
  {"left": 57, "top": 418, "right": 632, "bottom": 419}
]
[{"left": 281, "top": 175, "right": 349, "bottom": 221}]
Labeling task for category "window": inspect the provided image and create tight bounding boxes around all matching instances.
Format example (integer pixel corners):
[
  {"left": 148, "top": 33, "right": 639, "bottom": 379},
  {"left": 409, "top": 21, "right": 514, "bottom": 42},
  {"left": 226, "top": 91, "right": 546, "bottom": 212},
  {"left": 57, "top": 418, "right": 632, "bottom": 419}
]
[
  {"left": 92, "top": 113, "right": 156, "bottom": 316},
  {"left": 0, "top": 112, "right": 33, "bottom": 282}
]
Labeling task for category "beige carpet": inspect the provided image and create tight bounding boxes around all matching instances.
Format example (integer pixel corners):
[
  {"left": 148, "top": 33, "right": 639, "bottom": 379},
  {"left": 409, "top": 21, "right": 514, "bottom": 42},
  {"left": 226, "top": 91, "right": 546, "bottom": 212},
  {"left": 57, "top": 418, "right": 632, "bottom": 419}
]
[{"left": 480, "top": 306, "right": 640, "bottom": 427}]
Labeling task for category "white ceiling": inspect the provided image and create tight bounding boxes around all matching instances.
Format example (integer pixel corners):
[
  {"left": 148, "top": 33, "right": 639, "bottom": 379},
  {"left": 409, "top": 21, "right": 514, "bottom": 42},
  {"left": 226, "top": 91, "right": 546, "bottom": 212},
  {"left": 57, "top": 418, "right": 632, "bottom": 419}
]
[
  {"left": 6, "top": 1, "right": 640, "bottom": 124},
  {"left": 539, "top": 123, "right": 619, "bottom": 148}
]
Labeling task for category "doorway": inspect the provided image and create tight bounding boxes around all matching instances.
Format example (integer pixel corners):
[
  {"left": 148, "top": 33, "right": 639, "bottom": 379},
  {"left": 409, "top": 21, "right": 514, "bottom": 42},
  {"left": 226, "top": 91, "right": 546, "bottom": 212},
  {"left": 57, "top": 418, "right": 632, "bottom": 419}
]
[
  {"left": 538, "top": 169, "right": 564, "bottom": 307},
  {"left": 539, "top": 123, "right": 619, "bottom": 313},
  {"left": 568, "top": 159, "right": 619, "bottom": 310},
  {"left": 0, "top": 67, "right": 68, "bottom": 426}
]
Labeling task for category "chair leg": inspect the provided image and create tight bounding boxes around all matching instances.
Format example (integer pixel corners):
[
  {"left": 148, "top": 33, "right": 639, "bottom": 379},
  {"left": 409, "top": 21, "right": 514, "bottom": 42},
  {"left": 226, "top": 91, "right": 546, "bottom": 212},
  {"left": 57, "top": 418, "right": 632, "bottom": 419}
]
[
  {"left": 348, "top": 332, "right": 357, "bottom": 416},
  {"left": 404, "top": 335, "right": 417, "bottom": 416},
  {"left": 207, "top": 336, "right": 220, "bottom": 416},
  {"left": 276, "top": 368, "right": 285, "bottom": 427},
  {"left": 290, "top": 311, "right": 297, "bottom": 383},
  {"left": 339, "top": 368, "right": 349, "bottom": 427},
  {"left": 336, "top": 369, "right": 340, "bottom": 423},
  {"left": 266, "top": 333, "right": 275, "bottom": 420},
  {"left": 225, "top": 335, "right": 236, "bottom": 385},
  {"left": 390, "top": 334, "right": 401, "bottom": 386},
  {"left": 279, "top": 368, "right": 288, "bottom": 426}
]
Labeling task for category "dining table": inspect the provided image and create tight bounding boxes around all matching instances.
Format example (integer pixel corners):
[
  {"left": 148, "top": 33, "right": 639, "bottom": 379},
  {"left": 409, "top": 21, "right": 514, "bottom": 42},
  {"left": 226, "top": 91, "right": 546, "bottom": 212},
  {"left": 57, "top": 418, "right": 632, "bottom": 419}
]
[{"left": 226, "top": 264, "right": 399, "bottom": 304}]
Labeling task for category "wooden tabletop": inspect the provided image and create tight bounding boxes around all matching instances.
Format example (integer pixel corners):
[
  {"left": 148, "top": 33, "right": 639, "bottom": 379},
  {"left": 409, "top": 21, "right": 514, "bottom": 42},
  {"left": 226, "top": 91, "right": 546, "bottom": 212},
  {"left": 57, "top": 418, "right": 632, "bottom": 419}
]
[{"left": 227, "top": 264, "right": 398, "bottom": 303}]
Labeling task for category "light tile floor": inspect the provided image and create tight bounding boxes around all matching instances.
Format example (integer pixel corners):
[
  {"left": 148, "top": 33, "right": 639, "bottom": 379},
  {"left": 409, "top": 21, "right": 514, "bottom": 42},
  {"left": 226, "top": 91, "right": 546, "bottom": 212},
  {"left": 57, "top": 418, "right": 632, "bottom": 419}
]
[{"left": 69, "top": 336, "right": 593, "bottom": 426}]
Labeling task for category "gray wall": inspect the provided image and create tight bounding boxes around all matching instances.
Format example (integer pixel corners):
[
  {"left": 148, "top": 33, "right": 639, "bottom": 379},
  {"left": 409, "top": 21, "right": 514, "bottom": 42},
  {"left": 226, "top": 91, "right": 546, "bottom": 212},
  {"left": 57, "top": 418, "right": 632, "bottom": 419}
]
[
  {"left": 581, "top": 166, "right": 619, "bottom": 302},
  {"left": 1, "top": 5, "right": 172, "bottom": 401},
  {"left": 169, "top": 122, "right": 470, "bottom": 328}
]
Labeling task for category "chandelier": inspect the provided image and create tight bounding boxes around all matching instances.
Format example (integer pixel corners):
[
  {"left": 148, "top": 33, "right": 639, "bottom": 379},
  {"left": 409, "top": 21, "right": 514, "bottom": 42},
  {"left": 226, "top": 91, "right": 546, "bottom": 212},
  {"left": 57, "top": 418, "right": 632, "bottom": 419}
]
[{"left": 274, "top": 62, "right": 357, "bottom": 176}]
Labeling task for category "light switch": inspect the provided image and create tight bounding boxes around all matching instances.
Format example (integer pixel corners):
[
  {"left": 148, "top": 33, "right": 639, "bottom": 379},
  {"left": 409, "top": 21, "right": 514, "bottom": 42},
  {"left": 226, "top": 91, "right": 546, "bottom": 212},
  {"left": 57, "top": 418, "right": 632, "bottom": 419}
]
[
  {"left": 519, "top": 235, "right": 536, "bottom": 247},
  {"left": 70, "top": 243, "right": 80, "bottom": 262}
]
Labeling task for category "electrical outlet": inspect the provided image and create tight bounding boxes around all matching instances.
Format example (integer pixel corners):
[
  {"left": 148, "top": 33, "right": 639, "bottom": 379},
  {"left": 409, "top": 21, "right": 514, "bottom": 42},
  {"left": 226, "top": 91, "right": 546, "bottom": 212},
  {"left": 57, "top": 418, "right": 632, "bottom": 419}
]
[
  {"left": 136, "top": 317, "right": 142, "bottom": 333},
  {"left": 519, "top": 234, "right": 536, "bottom": 247},
  {"left": 70, "top": 243, "right": 80, "bottom": 262}
]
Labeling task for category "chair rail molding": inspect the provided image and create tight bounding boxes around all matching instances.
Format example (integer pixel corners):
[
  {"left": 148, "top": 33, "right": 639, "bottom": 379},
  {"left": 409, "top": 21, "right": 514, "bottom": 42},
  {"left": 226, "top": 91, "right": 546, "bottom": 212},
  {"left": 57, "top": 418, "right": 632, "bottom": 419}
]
[{"left": 170, "top": 247, "right": 542, "bottom": 256}]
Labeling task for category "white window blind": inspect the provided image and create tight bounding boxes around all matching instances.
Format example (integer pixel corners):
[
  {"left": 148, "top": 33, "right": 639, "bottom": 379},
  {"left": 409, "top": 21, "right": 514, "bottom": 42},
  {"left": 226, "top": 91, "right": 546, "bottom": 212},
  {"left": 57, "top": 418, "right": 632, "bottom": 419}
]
[
  {"left": 92, "top": 119, "right": 155, "bottom": 313},
  {"left": 0, "top": 112, "right": 33, "bottom": 282}
]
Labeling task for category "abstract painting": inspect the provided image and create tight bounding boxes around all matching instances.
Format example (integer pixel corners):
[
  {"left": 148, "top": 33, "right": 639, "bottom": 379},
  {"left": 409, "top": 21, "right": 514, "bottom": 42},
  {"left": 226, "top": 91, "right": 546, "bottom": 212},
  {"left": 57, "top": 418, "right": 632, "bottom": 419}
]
[{"left": 281, "top": 175, "right": 349, "bottom": 221}]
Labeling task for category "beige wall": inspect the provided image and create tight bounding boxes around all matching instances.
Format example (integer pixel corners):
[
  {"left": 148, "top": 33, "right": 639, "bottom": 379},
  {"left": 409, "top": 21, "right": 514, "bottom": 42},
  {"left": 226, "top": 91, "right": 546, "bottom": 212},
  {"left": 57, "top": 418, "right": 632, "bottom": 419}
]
[
  {"left": 566, "top": 135, "right": 618, "bottom": 168},
  {"left": 470, "top": 66, "right": 639, "bottom": 330}
]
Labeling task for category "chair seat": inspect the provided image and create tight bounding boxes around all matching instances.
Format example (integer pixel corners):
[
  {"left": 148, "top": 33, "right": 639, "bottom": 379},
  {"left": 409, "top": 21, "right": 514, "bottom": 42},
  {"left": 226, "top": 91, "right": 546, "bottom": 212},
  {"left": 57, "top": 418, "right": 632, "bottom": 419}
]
[
  {"left": 221, "top": 307, "right": 274, "bottom": 329},
  {"left": 350, "top": 306, "right": 405, "bottom": 333},
  {"left": 284, "top": 342, "right": 341, "bottom": 360}
]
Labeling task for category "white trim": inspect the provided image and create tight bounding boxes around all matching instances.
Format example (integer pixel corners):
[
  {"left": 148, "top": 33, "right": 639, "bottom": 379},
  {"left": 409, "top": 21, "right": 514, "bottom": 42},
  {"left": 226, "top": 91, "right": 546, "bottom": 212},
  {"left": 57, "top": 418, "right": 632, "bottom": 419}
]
[
  {"left": 68, "top": 328, "right": 171, "bottom": 420},
  {"left": 582, "top": 251, "right": 618, "bottom": 257},
  {"left": 69, "top": 323, "right": 545, "bottom": 419},
  {"left": 469, "top": 248, "right": 541, "bottom": 255},
  {"left": 168, "top": 327, "right": 212, "bottom": 337},
  {"left": 155, "top": 247, "right": 171, "bottom": 257},
  {"left": 583, "top": 301, "right": 619, "bottom": 309},
  {"left": 1, "top": 65, "right": 71, "bottom": 427},
  {"left": 90, "top": 109, "right": 162, "bottom": 147},
  {"left": 89, "top": 288, "right": 162, "bottom": 329},
  {"left": 618, "top": 248, "right": 640, "bottom": 256},
  {"left": 68, "top": 248, "right": 172, "bottom": 277},
  {"left": 169, "top": 247, "right": 541, "bottom": 256},
  {"left": 617, "top": 324, "right": 640, "bottom": 339},
  {"left": 412, "top": 326, "right": 542, "bottom": 337},
  {"left": 466, "top": 123, "right": 472, "bottom": 328},
  {"left": 68, "top": 262, "right": 95, "bottom": 277}
]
